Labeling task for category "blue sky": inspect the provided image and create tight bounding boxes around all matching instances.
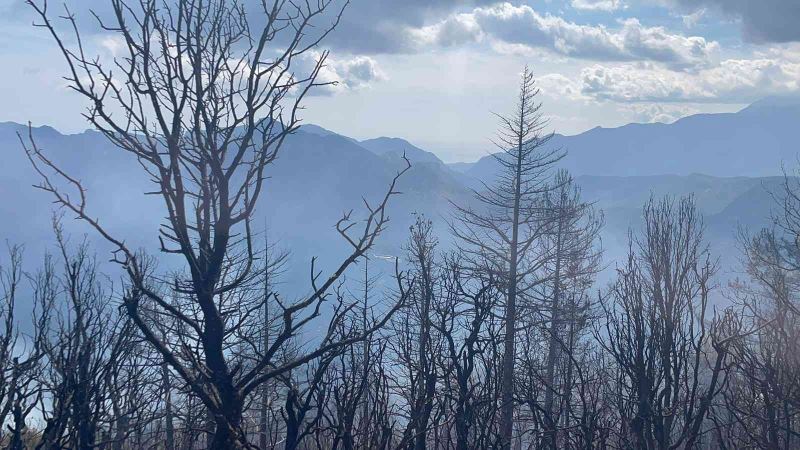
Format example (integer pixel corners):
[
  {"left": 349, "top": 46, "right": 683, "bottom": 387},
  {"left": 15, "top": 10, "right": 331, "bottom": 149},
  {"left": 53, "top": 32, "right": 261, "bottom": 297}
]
[{"left": 1, "top": 0, "right": 799, "bottom": 161}]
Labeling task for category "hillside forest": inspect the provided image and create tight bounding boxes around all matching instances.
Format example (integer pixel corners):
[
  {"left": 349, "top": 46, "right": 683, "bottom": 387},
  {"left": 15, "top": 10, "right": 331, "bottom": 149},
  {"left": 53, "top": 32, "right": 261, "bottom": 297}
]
[{"left": 2, "top": 1, "right": 800, "bottom": 449}]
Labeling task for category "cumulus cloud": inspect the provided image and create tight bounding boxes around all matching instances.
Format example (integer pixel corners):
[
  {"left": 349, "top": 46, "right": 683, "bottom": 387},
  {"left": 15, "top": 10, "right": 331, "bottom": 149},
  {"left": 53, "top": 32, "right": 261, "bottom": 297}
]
[
  {"left": 537, "top": 73, "right": 591, "bottom": 101},
  {"left": 571, "top": 0, "right": 624, "bottom": 12},
  {"left": 577, "top": 56, "right": 800, "bottom": 103},
  {"left": 302, "top": 53, "right": 387, "bottom": 96},
  {"left": 409, "top": 13, "right": 483, "bottom": 48},
  {"left": 330, "top": 56, "right": 388, "bottom": 90},
  {"left": 407, "top": 3, "right": 718, "bottom": 68}
]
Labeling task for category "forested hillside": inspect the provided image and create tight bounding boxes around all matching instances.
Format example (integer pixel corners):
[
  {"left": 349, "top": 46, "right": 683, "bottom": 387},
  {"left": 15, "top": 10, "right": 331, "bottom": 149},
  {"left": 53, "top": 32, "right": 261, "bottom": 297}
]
[{"left": 2, "top": 1, "right": 800, "bottom": 449}]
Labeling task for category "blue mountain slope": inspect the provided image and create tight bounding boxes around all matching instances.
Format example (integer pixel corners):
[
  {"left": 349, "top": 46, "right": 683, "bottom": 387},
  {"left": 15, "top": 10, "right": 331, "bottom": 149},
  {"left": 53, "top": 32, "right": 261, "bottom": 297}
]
[
  {"left": 0, "top": 122, "right": 472, "bottom": 294},
  {"left": 359, "top": 137, "right": 445, "bottom": 166},
  {"left": 466, "top": 96, "right": 800, "bottom": 179},
  {"left": 2, "top": 97, "right": 797, "bottom": 302}
]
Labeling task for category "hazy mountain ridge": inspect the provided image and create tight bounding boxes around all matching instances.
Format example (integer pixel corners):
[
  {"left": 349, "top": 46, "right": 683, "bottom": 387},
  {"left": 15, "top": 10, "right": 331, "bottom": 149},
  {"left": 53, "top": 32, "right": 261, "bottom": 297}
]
[
  {"left": 2, "top": 99, "right": 795, "bottom": 290},
  {"left": 463, "top": 97, "right": 800, "bottom": 180},
  {"left": 0, "top": 121, "right": 471, "bottom": 291},
  {"left": 359, "top": 136, "right": 444, "bottom": 166}
]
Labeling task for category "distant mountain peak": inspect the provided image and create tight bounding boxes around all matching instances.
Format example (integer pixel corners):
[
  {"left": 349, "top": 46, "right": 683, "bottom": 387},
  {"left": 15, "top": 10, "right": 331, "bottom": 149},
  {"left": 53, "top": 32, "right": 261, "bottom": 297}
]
[
  {"left": 298, "top": 123, "right": 342, "bottom": 137},
  {"left": 359, "top": 136, "right": 444, "bottom": 166},
  {"left": 740, "top": 94, "right": 800, "bottom": 115}
]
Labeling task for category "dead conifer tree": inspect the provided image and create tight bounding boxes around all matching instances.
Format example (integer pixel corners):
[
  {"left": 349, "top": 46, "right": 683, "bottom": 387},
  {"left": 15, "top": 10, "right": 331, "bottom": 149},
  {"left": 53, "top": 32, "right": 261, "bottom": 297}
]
[{"left": 451, "top": 66, "right": 564, "bottom": 449}]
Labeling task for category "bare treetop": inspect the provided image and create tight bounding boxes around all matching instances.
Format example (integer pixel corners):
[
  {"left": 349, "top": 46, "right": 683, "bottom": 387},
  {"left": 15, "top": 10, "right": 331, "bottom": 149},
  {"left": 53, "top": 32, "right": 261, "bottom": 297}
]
[
  {"left": 19, "top": 1, "right": 418, "bottom": 448},
  {"left": 26, "top": 0, "right": 347, "bottom": 274}
]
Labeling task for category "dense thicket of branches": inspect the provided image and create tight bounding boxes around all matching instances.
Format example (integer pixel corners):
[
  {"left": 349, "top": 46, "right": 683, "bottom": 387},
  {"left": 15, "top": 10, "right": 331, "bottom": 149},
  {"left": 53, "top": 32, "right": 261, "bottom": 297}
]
[{"left": 4, "top": 1, "right": 800, "bottom": 449}]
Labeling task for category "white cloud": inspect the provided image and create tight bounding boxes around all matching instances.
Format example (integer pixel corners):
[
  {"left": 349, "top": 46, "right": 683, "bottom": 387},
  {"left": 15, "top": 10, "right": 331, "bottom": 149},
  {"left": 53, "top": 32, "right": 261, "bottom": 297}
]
[
  {"left": 409, "top": 13, "right": 483, "bottom": 48},
  {"left": 571, "top": 0, "right": 624, "bottom": 12},
  {"left": 681, "top": 8, "right": 706, "bottom": 28},
  {"left": 331, "top": 56, "right": 388, "bottom": 90},
  {"left": 99, "top": 35, "right": 125, "bottom": 58},
  {"left": 578, "top": 56, "right": 800, "bottom": 103},
  {"left": 537, "top": 73, "right": 590, "bottom": 101},
  {"left": 622, "top": 103, "right": 699, "bottom": 123},
  {"left": 300, "top": 53, "right": 387, "bottom": 96},
  {"left": 406, "top": 3, "right": 718, "bottom": 68},
  {"left": 533, "top": 42, "right": 800, "bottom": 108}
]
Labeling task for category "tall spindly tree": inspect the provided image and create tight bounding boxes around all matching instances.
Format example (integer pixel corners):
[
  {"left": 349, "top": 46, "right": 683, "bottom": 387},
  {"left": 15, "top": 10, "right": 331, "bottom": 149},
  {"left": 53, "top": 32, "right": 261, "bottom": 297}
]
[{"left": 452, "top": 66, "right": 564, "bottom": 449}]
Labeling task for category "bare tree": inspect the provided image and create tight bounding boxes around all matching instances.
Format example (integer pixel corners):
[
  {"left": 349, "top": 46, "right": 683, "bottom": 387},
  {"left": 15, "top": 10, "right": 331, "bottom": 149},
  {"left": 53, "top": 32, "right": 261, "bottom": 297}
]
[
  {"left": 0, "top": 246, "right": 49, "bottom": 450},
  {"left": 600, "top": 196, "right": 729, "bottom": 450},
  {"left": 712, "top": 228, "right": 800, "bottom": 449},
  {"left": 18, "top": 3, "right": 800, "bottom": 449},
  {"left": 321, "top": 257, "right": 396, "bottom": 450},
  {"left": 432, "top": 256, "right": 499, "bottom": 450},
  {"left": 279, "top": 355, "right": 333, "bottom": 450},
  {"left": 22, "top": 0, "right": 411, "bottom": 447},
  {"left": 514, "top": 169, "right": 603, "bottom": 449},
  {"left": 390, "top": 215, "right": 441, "bottom": 450},
  {"left": 255, "top": 234, "right": 287, "bottom": 450},
  {"left": 31, "top": 224, "right": 135, "bottom": 450},
  {"left": 451, "top": 66, "right": 564, "bottom": 449}
]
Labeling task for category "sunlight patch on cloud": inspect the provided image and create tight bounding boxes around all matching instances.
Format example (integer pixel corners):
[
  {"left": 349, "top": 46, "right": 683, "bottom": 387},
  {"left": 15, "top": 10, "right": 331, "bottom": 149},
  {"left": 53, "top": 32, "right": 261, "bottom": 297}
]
[
  {"left": 579, "top": 57, "right": 800, "bottom": 103},
  {"left": 571, "top": 0, "right": 624, "bottom": 12},
  {"left": 409, "top": 12, "right": 483, "bottom": 48},
  {"left": 406, "top": 3, "right": 718, "bottom": 68},
  {"left": 537, "top": 73, "right": 591, "bottom": 101}
]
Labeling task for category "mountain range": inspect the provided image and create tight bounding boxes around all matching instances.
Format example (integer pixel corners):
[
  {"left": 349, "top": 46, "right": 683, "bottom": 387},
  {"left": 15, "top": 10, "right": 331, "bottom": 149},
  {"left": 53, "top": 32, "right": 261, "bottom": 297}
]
[
  {"left": 461, "top": 96, "right": 800, "bottom": 179},
  {"left": 2, "top": 97, "right": 799, "bottom": 299}
]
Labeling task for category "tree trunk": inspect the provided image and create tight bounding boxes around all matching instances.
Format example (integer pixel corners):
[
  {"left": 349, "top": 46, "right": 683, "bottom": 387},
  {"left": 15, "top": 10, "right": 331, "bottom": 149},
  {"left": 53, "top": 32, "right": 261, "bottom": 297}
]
[
  {"left": 210, "top": 412, "right": 250, "bottom": 450},
  {"left": 414, "top": 256, "right": 436, "bottom": 450},
  {"left": 163, "top": 362, "right": 176, "bottom": 450},
  {"left": 543, "top": 216, "right": 564, "bottom": 450},
  {"left": 499, "top": 129, "right": 524, "bottom": 450}
]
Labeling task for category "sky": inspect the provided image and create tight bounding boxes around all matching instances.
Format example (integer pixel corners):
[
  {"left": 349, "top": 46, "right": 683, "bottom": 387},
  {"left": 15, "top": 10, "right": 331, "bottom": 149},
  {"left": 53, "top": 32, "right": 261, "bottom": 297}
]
[{"left": 1, "top": 0, "right": 799, "bottom": 162}]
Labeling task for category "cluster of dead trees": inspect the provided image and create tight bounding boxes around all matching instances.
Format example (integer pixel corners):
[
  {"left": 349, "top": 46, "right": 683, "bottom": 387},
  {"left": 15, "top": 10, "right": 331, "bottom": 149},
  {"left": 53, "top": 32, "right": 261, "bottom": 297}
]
[{"left": 3, "top": 0, "right": 800, "bottom": 449}]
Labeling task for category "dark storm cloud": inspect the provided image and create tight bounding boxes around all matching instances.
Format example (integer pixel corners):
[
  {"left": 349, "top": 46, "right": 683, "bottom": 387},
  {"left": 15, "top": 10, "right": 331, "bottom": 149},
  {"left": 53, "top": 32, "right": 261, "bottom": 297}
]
[
  {"left": 4, "top": 0, "right": 496, "bottom": 54},
  {"left": 673, "top": 0, "right": 800, "bottom": 43}
]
